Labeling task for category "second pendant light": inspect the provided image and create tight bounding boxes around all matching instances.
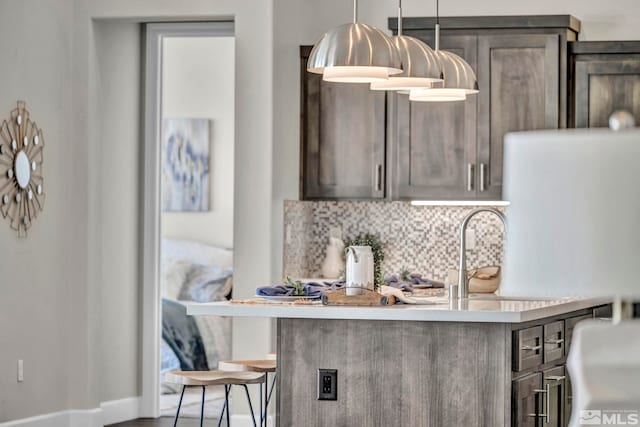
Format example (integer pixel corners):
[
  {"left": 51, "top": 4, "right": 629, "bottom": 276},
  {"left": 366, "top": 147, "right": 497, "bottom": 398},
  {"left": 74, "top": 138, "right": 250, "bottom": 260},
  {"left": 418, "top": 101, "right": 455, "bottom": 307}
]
[
  {"left": 370, "top": 0, "right": 443, "bottom": 92},
  {"left": 410, "top": 0, "right": 479, "bottom": 102}
]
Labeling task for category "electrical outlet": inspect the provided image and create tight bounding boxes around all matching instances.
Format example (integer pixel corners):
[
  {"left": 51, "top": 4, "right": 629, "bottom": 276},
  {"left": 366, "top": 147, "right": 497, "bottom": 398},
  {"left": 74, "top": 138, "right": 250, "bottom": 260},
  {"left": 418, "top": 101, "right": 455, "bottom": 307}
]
[
  {"left": 17, "top": 360, "right": 23, "bottom": 382},
  {"left": 317, "top": 369, "right": 337, "bottom": 400}
]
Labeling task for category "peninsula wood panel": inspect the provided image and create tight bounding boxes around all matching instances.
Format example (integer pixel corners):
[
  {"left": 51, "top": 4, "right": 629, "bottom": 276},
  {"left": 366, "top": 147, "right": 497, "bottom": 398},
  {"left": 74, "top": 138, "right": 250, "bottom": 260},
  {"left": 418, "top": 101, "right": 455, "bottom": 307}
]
[
  {"left": 276, "top": 318, "right": 510, "bottom": 427},
  {"left": 393, "top": 35, "right": 478, "bottom": 200},
  {"left": 301, "top": 47, "right": 387, "bottom": 199},
  {"left": 477, "top": 34, "right": 560, "bottom": 200}
]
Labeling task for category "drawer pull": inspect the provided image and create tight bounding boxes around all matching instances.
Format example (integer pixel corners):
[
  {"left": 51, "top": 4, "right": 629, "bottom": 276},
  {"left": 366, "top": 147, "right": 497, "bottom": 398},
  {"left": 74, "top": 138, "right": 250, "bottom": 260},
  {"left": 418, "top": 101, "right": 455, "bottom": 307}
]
[
  {"left": 546, "top": 375, "right": 566, "bottom": 382},
  {"left": 521, "top": 345, "right": 541, "bottom": 351},
  {"left": 545, "top": 338, "right": 564, "bottom": 345}
]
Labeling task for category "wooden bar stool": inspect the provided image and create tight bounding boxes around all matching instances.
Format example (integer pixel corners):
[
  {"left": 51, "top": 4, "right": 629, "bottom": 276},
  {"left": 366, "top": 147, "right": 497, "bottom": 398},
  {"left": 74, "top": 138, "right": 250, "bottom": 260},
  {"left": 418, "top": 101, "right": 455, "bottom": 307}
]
[
  {"left": 218, "top": 360, "right": 277, "bottom": 427},
  {"left": 165, "top": 370, "right": 265, "bottom": 427}
]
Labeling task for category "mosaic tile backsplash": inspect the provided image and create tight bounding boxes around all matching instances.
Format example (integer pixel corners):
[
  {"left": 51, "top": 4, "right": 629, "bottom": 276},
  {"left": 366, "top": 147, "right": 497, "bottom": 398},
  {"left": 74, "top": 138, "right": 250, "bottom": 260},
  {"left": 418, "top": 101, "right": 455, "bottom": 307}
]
[{"left": 283, "top": 201, "right": 506, "bottom": 283}]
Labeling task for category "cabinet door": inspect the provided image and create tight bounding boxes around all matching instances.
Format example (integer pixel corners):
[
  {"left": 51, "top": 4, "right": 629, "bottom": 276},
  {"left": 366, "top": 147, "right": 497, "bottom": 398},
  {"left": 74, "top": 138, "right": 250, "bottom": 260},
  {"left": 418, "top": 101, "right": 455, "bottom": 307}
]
[
  {"left": 477, "top": 34, "right": 560, "bottom": 199},
  {"left": 574, "top": 57, "right": 640, "bottom": 128},
  {"left": 301, "top": 63, "right": 386, "bottom": 199},
  {"left": 543, "top": 366, "right": 567, "bottom": 427},
  {"left": 393, "top": 35, "right": 478, "bottom": 200},
  {"left": 513, "top": 372, "right": 544, "bottom": 427}
]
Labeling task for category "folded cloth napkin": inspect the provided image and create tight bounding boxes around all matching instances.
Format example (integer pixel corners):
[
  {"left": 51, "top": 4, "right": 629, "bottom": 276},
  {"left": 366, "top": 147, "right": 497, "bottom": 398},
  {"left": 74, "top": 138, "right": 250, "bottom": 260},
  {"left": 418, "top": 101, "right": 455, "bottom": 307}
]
[
  {"left": 256, "top": 281, "right": 345, "bottom": 297},
  {"left": 303, "top": 281, "right": 345, "bottom": 297},
  {"left": 386, "top": 273, "right": 445, "bottom": 292}
]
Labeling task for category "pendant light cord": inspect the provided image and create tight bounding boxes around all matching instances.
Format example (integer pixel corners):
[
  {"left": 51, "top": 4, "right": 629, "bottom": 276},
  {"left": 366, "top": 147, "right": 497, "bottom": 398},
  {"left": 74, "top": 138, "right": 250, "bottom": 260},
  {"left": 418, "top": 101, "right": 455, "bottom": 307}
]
[
  {"left": 435, "top": 0, "right": 440, "bottom": 51},
  {"left": 353, "top": 0, "right": 358, "bottom": 23},
  {"left": 397, "top": 0, "right": 403, "bottom": 35}
]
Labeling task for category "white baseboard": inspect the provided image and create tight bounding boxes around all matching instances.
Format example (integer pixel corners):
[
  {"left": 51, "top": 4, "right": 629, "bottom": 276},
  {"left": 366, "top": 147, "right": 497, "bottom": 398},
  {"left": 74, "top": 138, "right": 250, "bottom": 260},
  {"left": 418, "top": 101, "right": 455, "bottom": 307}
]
[
  {"left": 101, "top": 397, "right": 140, "bottom": 425},
  {"left": 230, "top": 414, "right": 274, "bottom": 427},
  {"left": 0, "top": 408, "right": 102, "bottom": 427},
  {"left": 0, "top": 396, "right": 140, "bottom": 427}
]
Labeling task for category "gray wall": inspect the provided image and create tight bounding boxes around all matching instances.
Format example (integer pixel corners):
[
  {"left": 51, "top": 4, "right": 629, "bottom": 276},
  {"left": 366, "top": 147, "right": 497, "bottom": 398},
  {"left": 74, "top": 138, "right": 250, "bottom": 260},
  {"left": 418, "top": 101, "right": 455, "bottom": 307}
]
[
  {"left": 93, "top": 20, "right": 142, "bottom": 403},
  {"left": 0, "top": 0, "right": 79, "bottom": 421}
]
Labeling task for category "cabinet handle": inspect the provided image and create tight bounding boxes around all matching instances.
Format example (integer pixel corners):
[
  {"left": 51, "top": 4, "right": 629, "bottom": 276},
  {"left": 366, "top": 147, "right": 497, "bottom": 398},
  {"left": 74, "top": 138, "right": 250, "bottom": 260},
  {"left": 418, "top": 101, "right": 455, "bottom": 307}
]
[
  {"left": 531, "top": 384, "right": 551, "bottom": 424},
  {"left": 479, "top": 163, "right": 486, "bottom": 192},
  {"left": 546, "top": 375, "right": 566, "bottom": 382},
  {"left": 545, "top": 338, "right": 564, "bottom": 345},
  {"left": 467, "top": 164, "right": 474, "bottom": 192},
  {"left": 375, "top": 164, "right": 383, "bottom": 192},
  {"left": 521, "top": 345, "right": 541, "bottom": 351}
]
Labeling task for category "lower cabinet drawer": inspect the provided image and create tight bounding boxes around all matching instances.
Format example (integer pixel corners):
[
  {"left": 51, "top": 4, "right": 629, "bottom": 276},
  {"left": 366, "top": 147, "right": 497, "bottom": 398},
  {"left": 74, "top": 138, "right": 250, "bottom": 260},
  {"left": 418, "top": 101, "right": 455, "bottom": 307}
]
[
  {"left": 514, "top": 326, "right": 543, "bottom": 372},
  {"left": 544, "top": 321, "right": 565, "bottom": 363}
]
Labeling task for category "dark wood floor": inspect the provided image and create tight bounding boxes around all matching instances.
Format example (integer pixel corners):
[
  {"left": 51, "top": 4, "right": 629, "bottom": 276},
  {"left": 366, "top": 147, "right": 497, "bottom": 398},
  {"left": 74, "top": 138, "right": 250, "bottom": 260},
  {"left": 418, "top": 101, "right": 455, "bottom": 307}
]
[{"left": 108, "top": 417, "right": 224, "bottom": 426}]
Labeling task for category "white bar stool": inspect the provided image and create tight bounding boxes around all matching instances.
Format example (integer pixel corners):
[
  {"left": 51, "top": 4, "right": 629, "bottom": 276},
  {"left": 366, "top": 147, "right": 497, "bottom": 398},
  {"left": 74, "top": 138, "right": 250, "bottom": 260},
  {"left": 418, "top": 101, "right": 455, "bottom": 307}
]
[
  {"left": 165, "top": 370, "right": 265, "bottom": 427},
  {"left": 218, "top": 359, "right": 277, "bottom": 427}
]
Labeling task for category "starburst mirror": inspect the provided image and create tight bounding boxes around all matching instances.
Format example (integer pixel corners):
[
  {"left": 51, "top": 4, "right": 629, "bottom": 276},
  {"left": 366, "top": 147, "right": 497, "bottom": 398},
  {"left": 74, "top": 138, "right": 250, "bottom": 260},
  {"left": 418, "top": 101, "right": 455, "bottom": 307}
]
[{"left": 0, "top": 101, "right": 45, "bottom": 237}]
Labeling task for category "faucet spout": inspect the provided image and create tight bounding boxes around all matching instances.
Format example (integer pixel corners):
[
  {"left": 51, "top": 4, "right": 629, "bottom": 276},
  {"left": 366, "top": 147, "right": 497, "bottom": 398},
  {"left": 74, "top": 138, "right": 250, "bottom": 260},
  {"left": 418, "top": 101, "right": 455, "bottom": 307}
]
[{"left": 457, "top": 208, "right": 506, "bottom": 300}]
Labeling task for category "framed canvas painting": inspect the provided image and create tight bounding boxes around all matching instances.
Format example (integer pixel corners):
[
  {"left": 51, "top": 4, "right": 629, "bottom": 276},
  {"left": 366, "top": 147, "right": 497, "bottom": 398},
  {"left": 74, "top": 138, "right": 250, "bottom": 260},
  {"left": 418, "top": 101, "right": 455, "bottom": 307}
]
[{"left": 162, "top": 118, "right": 211, "bottom": 211}]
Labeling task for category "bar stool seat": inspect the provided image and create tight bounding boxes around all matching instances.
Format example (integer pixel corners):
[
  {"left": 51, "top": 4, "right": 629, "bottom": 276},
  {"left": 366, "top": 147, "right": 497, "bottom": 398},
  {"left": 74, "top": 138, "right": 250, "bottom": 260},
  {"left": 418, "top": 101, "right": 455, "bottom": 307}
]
[
  {"left": 166, "top": 370, "right": 265, "bottom": 385},
  {"left": 218, "top": 359, "right": 276, "bottom": 373},
  {"left": 165, "top": 370, "right": 265, "bottom": 427},
  {"left": 218, "top": 359, "right": 277, "bottom": 427}
]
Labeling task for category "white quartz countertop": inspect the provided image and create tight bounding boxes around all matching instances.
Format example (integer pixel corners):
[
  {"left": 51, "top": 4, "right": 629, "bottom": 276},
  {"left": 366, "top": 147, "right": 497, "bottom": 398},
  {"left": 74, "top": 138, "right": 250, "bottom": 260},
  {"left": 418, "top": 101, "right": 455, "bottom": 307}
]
[{"left": 187, "top": 296, "right": 606, "bottom": 323}]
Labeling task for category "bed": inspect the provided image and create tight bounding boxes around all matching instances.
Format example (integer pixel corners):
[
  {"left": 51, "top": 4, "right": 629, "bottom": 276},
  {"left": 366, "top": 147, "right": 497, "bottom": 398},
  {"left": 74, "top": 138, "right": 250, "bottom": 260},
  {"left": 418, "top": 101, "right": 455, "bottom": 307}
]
[{"left": 160, "top": 238, "right": 233, "bottom": 395}]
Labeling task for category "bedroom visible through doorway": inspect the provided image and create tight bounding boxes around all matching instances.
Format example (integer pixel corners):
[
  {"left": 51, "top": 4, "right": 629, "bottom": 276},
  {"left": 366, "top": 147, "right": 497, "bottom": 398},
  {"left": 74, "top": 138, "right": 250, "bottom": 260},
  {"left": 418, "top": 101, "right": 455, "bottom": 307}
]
[{"left": 143, "top": 22, "right": 235, "bottom": 420}]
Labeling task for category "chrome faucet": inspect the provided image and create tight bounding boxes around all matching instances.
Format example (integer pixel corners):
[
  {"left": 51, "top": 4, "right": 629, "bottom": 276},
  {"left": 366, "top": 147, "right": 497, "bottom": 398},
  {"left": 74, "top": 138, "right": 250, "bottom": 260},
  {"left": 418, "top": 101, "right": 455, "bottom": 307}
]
[{"left": 457, "top": 208, "right": 506, "bottom": 300}]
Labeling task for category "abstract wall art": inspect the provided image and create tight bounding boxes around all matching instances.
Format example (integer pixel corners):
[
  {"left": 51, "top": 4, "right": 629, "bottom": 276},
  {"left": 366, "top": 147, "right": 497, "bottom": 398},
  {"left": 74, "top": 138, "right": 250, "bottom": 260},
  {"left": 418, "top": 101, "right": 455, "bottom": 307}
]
[{"left": 162, "top": 118, "right": 211, "bottom": 212}]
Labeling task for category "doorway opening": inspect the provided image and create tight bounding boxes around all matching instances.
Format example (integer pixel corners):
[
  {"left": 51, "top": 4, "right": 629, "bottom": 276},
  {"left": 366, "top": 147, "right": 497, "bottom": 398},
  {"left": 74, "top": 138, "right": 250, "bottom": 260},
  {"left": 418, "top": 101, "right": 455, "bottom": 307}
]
[{"left": 142, "top": 21, "right": 235, "bottom": 419}]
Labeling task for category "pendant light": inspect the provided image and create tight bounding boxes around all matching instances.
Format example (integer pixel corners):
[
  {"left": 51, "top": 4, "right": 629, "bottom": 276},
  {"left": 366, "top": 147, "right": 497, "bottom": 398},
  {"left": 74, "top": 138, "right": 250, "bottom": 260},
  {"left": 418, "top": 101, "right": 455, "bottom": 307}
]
[
  {"left": 370, "top": 0, "right": 443, "bottom": 91},
  {"left": 307, "top": 0, "right": 402, "bottom": 83},
  {"left": 409, "top": 0, "right": 479, "bottom": 102}
]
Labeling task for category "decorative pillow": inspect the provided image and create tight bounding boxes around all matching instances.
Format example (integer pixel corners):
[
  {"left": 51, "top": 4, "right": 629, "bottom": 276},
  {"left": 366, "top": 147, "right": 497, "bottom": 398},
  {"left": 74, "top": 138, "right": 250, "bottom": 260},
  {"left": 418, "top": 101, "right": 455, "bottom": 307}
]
[
  {"left": 161, "top": 259, "right": 194, "bottom": 300},
  {"left": 178, "top": 265, "right": 233, "bottom": 302}
]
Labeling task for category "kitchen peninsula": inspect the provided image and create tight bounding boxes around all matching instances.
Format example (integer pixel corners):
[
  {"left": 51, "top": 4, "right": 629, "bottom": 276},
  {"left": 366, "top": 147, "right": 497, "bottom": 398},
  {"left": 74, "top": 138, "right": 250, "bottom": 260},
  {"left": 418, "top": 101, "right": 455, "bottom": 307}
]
[{"left": 188, "top": 298, "right": 610, "bottom": 426}]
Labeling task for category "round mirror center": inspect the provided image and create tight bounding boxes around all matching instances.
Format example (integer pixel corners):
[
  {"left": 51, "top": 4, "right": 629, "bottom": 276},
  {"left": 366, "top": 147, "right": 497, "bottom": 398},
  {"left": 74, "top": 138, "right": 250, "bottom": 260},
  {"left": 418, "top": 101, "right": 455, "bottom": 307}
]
[{"left": 15, "top": 150, "right": 31, "bottom": 189}]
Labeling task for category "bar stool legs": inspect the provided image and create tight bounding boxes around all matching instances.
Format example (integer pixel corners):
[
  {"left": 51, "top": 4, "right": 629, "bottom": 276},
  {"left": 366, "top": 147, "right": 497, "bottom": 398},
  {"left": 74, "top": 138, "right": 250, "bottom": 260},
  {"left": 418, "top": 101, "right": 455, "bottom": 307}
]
[
  {"left": 173, "top": 386, "right": 186, "bottom": 427},
  {"left": 262, "top": 373, "right": 277, "bottom": 427},
  {"left": 215, "top": 383, "right": 260, "bottom": 427}
]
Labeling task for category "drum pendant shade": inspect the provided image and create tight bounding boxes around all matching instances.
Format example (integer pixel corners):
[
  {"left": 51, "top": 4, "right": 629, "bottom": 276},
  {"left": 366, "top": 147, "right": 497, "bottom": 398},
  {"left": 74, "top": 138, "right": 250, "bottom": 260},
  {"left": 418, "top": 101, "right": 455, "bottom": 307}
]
[{"left": 307, "top": 22, "right": 402, "bottom": 83}]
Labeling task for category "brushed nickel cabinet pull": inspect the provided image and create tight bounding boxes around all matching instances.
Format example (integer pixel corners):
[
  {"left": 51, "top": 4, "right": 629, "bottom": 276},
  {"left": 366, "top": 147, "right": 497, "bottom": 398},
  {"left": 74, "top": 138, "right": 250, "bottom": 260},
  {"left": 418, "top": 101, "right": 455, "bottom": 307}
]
[
  {"left": 546, "top": 375, "right": 566, "bottom": 382},
  {"left": 545, "top": 338, "right": 564, "bottom": 345},
  {"left": 532, "top": 384, "right": 551, "bottom": 424},
  {"left": 521, "top": 345, "right": 541, "bottom": 351},
  {"left": 467, "top": 163, "right": 474, "bottom": 192},
  {"left": 480, "top": 163, "right": 486, "bottom": 192}
]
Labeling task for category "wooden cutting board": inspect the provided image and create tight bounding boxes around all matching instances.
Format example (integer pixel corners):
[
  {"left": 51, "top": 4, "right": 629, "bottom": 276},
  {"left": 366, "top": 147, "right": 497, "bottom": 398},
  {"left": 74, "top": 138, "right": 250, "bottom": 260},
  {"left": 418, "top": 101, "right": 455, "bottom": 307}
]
[{"left": 322, "top": 288, "right": 395, "bottom": 306}]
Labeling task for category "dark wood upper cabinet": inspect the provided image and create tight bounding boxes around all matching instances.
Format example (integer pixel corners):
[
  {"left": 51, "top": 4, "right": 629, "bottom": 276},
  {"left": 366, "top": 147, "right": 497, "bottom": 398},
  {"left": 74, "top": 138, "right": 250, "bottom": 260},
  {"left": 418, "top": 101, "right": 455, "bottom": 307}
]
[
  {"left": 299, "top": 16, "right": 580, "bottom": 201},
  {"left": 392, "top": 35, "right": 478, "bottom": 200},
  {"left": 571, "top": 41, "right": 640, "bottom": 128},
  {"left": 394, "top": 16, "right": 579, "bottom": 201},
  {"left": 477, "top": 34, "right": 560, "bottom": 199},
  {"left": 300, "top": 46, "right": 387, "bottom": 200}
]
